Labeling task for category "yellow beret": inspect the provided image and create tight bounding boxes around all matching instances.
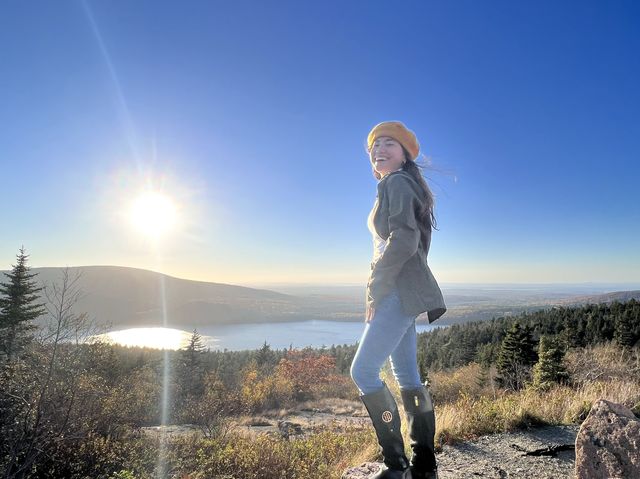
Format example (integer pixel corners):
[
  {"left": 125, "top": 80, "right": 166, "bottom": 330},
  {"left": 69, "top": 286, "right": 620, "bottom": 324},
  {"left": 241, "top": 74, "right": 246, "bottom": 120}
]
[{"left": 367, "top": 121, "right": 420, "bottom": 161}]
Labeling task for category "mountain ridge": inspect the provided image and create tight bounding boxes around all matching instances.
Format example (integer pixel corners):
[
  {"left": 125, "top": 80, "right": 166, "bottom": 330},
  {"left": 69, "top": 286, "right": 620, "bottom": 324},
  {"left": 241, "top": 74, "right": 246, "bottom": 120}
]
[{"left": 2, "top": 265, "right": 638, "bottom": 331}]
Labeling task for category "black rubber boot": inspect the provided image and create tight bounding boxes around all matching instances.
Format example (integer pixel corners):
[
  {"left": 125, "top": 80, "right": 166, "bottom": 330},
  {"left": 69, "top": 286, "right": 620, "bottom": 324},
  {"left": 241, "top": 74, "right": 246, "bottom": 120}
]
[
  {"left": 400, "top": 383, "right": 438, "bottom": 479},
  {"left": 359, "top": 381, "right": 410, "bottom": 478}
]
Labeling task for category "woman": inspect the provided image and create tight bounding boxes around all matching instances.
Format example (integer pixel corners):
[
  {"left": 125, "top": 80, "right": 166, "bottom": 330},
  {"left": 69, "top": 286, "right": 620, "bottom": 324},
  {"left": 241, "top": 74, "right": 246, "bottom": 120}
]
[{"left": 350, "top": 121, "right": 446, "bottom": 479}]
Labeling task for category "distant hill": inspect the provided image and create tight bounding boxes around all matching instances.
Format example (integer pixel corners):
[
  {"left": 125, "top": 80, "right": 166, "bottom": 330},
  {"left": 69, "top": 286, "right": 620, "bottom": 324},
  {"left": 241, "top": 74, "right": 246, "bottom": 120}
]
[
  {"left": 557, "top": 290, "right": 640, "bottom": 306},
  {"left": 437, "top": 289, "right": 640, "bottom": 325},
  {"left": 1, "top": 266, "right": 638, "bottom": 330},
  {"left": 5, "top": 266, "right": 363, "bottom": 330}
]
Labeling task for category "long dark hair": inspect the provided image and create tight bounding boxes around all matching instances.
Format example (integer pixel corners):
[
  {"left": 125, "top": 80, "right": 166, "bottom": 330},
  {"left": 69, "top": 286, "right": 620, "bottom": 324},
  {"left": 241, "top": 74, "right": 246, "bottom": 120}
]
[{"left": 370, "top": 146, "right": 439, "bottom": 239}]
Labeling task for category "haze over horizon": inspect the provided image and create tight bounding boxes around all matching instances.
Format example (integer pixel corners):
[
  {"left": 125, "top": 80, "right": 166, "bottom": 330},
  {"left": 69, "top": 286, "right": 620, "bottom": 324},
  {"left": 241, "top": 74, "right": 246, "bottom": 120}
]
[
  {"left": 2, "top": 0, "right": 639, "bottom": 286},
  {"left": 3, "top": 264, "right": 639, "bottom": 295}
]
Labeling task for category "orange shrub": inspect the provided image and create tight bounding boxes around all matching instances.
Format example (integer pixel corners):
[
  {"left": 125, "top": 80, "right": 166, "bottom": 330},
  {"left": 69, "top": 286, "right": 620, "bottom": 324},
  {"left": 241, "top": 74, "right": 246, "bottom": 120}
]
[{"left": 275, "top": 350, "right": 337, "bottom": 401}]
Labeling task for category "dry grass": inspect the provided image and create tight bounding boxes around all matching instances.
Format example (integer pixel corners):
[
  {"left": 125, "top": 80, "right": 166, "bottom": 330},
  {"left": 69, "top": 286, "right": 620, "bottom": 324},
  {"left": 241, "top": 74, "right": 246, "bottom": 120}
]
[
  {"left": 296, "top": 397, "right": 365, "bottom": 416},
  {"left": 431, "top": 344, "right": 640, "bottom": 446},
  {"left": 361, "top": 345, "right": 640, "bottom": 449},
  {"left": 429, "top": 362, "right": 496, "bottom": 404},
  {"left": 336, "top": 437, "right": 380, "bottom": 473},
  {"left": 435, "top": 379, "right": 640, "bottom": 445}
]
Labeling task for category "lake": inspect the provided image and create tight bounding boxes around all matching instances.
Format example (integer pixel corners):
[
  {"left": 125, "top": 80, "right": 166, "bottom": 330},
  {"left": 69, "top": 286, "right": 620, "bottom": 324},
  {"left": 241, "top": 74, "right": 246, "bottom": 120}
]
[{"left": 96, "top": 320, "right": 441, "bottom": 351}]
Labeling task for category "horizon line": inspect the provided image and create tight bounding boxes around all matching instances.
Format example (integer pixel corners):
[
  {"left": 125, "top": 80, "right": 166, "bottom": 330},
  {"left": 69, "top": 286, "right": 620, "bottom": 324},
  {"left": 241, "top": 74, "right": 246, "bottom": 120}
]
[{"left": 1, "top": 264, "right": 639, "bottom": 288}]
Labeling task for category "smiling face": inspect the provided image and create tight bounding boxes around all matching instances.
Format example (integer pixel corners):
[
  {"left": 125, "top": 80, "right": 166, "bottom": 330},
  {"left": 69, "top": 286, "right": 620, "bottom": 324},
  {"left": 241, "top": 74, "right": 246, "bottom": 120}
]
[{"left": 369, "top": 136, "right": 406, "bottom": 177}]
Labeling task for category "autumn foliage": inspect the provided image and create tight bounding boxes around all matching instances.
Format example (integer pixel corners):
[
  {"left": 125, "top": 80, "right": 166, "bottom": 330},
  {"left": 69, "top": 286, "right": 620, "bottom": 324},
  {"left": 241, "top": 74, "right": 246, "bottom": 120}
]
[{"left": 241, "top": 349, "right": 352, "bottom": 412}]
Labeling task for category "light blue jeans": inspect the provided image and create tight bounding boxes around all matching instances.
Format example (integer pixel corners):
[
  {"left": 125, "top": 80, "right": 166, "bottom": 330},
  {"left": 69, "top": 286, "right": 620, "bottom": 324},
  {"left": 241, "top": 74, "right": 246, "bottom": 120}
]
[{"left": 350, "top": 287, "right": 424, "bottom": 395}]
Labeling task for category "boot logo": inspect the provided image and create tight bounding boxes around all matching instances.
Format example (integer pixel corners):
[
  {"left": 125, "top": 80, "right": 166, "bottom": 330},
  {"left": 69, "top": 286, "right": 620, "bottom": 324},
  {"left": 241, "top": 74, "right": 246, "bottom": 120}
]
[{"left": 381, "top": 410, "right": 393, "bottom": 423}]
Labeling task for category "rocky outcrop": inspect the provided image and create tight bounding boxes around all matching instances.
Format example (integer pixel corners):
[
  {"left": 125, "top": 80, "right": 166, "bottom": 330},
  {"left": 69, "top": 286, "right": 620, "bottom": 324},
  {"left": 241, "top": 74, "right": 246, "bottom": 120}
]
[
  {"left": 575, "top": 399, "right": 640, "bottom": 479},
  {"left": 342, "top": 425, "right": 578, "bottom": 478}
]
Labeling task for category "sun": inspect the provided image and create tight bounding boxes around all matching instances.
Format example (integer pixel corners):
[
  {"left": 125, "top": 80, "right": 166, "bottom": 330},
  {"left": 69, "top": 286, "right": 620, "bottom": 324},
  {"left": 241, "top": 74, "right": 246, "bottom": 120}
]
[{"left": 129, "top": 191, "right": 177, "bottom": 239}]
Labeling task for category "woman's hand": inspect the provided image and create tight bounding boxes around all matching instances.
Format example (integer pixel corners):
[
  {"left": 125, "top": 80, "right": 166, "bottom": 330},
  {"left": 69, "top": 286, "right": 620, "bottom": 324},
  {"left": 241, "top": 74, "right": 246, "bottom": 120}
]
[{"left": 365, "top": 304, "right": 375, "bottom": 323}]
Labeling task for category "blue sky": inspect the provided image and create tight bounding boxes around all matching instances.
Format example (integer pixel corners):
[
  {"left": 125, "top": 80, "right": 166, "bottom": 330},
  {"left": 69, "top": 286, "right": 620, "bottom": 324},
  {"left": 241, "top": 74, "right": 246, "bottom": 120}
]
[{"left": 2, "top": 0, "right": 639, "bottom": 285}]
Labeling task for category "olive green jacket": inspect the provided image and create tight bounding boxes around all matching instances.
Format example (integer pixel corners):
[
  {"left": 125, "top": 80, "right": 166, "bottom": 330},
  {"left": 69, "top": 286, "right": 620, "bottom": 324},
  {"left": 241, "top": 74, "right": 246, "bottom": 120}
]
[{"left": 366, "top": 170, "right": 447, "bottom": 323}]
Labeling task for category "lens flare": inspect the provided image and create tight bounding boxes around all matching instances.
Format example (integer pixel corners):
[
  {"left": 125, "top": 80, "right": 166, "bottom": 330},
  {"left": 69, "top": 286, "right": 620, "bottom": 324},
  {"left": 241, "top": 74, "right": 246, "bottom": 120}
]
[{"left": 129, "top": 191, "right": 177, "bottom": 239}]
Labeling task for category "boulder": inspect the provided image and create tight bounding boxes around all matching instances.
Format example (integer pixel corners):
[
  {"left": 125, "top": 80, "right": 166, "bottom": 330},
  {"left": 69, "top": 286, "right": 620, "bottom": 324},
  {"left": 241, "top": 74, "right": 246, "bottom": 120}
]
[
  {"left": 575, "top": 399, "right": 640, "bottom": 478},
  {"left": 277, "top": 420, "right": 303, "bottom": 440}
]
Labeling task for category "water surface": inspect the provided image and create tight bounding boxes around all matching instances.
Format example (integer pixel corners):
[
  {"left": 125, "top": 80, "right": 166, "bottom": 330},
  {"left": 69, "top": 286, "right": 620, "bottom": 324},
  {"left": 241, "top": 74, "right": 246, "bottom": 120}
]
[{"left": 98, "top": 320, "right": 441, "bottom": 351}]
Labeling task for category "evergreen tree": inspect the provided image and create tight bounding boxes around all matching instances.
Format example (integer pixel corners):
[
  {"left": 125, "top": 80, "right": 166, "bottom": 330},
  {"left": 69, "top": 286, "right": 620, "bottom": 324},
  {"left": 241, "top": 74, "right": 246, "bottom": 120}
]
[
  {"left": 254, "top": 340, "right": 276, "bottom": 372},
  {"left": 185, "top": 328, "right": 206, "bottom": 356},
  {"left": 563, "top": 314, "right": 584, "bottom": 348},
  {"left": 475, "top": 365, "right": 490, "bottom": 390},
  {"left": 175, "top": 329, "right": 207, "bottom": 400},
  {"left": 458, "top": 331, "right": 477, "bottom": 365},
  {"left": 0, "top": 246, "right": 46, "bottom": 360},
  {"left": 495, "top": 322, "right": 537, "bottom": 390},
  {"left": 614, "top": 310, "right": 637, "bottom": 348},
  {"left": 476, "top": 342, "right": 498, "bottom": 368},
  {"left": 532, "top": 335, "right": 569, "bottom": 389}
]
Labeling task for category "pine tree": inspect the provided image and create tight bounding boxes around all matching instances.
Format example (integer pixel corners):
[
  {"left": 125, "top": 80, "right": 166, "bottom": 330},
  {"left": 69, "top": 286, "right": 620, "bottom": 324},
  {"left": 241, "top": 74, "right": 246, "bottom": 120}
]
[
  {"left": 476, "top": 342, "right": 499, "bottom": 368},
  {"left": 495, "top": 322, "right": 537, "bottom": 390},
  {"left": 186, "top": 328, "right": 206, "bottom": 355},
  {"left": 563, "top": 314, "right": 584, "bottom": 348},
  {"left": 0, "top": 246, "right": 46, "bottom": 360},
  {"left": 459, "top": 332, "right": 477, "bottom": 365},
  {"left": 532, "top": 335, "right": 569, "bottom": 390},
  {"left": 475, "top": 365, "right": 490, "bottom": 390},
  {"left": 173, "top": 329, "right": 208, "bottom": 420},
  {"left": 180, "top": 329, "right": 206, "bottom": 383},
  {"left": 614, "top": 310, "right": 636, "bottom": 348},
  {"left": 255, "top": 340, "right": 276, "bottom": 372}
]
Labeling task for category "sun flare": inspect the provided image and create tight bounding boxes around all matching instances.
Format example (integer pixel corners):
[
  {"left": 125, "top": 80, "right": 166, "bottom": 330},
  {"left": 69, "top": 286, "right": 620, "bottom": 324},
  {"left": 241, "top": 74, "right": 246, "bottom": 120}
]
[{"left": 129, "top": 191, "right": 177, "bottom": 239}]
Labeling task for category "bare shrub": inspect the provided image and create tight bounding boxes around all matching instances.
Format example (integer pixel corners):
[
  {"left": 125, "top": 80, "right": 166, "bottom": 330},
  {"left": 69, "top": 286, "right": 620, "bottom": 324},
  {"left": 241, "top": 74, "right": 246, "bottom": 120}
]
[{"left": 565, "top": 342, "right": 640, "bottom": 386}]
